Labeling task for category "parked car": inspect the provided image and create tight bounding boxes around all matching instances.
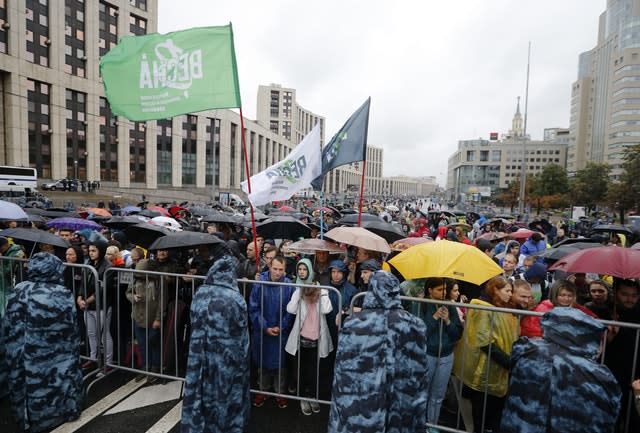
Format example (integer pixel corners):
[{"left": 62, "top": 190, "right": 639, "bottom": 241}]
[{"left": 40, "top": 178, "right": 78, "bottom": 191}]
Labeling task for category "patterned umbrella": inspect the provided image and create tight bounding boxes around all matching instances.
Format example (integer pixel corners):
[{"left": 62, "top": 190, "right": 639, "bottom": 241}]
[
  {"left": 46, "top": 217, "right": 101, "bottom": 231},
  {"left": 0, "top": 200, "right": 28, "bottom": 221}
]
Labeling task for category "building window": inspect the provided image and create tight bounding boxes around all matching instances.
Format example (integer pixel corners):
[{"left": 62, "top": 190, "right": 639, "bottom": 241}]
[
  {"left": 99, "top": 97, "right": 118, "bottom": 181},
  {"left": 129, "top": 0, "right": 146, "bottom": 10},
  {"left": 65, "top": 90, "right": 87, "bottom": 180},
  {"left": 64, "top": 0, "right": 85, "bottom": 77},
  {"left": 157, "top": 119, "right": 172, "bottom": 184},
  {"left": 250, "top": 132, "right": 256, "bottom": 174},
  {"left": 230, "top": 123, "right": 237, "bottom": 186},
  {"left": 98, "top": 1, "right": 117, "bottom": 57},
  {"left": 129, "top": 14, "right": 146, "bottom": 35},
  {"left": 129, "top": 122, "right": 146, "bottom": 182},
  {"left": 26, "top": 0, "right": 49, "bottom": 67},
  {"left": 27, "top": 79, "right": 51, "bottom": 178},
  {"left": 0, "top": 0, "right": 8, "bottom": 54},
  {"left": 270, "top": 120, "right": 278, "bottom": 134},
  {"left": 205, "top": 118, "right": 220, "bottom": 186},
  {"left": 466, "top": 150, "right": 475, "bottom": 161},
  {"left": 182, "top": 115, "right": 197, "bottom": 185},
  {"left": 282, "top": 121, "right": 291, "bottom": 140}
]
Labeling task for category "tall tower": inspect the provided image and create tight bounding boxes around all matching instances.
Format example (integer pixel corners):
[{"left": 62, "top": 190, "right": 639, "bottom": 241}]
[
  {"left": 568, "top": 0, "right": 640, "bottom": 179},
  {"left": 511, "top": 96, "right": 524, "bottom": 138}
]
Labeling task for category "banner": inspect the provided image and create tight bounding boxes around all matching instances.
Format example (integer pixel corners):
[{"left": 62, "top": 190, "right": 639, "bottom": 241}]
[
  {"left": 241, "top": 124, "right": 322, "bottom": 207},
  {"left": 311, "top": 97, "right": 370, "bottom": 190},
  {"left": 100, "top": 25, "right": 240, "bottom": 121}
]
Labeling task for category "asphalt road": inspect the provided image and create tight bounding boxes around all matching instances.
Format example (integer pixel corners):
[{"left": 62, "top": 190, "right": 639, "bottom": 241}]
[{"left": 1, "top": 368, "right": 330, "bottom": 433}]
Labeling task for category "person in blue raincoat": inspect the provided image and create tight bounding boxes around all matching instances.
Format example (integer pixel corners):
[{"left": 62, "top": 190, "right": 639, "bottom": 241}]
[
  {"left": 328, "top": 270, "right": 428, "bottom": 433},
  {"left": 249, "top": 255, "right": 295, "bottom": 408},
  {"left": 181, "top": 255, "right": 250, "bottom": 433},
  {"left": 501, "top": 307, "right": 621, "bottom": 433},
  {"left": 0, "top": 252, "right": 83, "bottom": 433}
]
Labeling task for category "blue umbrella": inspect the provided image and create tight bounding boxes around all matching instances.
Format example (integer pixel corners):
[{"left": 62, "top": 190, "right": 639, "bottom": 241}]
[
  {"left": 46, "top": 217, "right": 101, "bottom": 231},
  {"left": 123, "top": 205, "right": 142, "bottom": 215}
]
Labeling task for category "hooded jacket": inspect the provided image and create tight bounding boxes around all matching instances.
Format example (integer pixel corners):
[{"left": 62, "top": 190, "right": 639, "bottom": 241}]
[
  {"left": 181, "top": 255, "right": 250, "bottom": 433},
  {"left": 125, "top": 259, "right": 166, "bottom": 327},
  {"left": 501, "top": 308, "right": 621, "bottom": 433},
  {"left": 85, "top": 239, "right": 114, "bottom": 311},
  {"left": 326, "top": 260, "right": 358, "bottom": 345},
  {"left": 328, "top": 271, "right": 428, "bottom": 433},
  {"left": 0, "top": 253, "right": 83, "bottom": 432}
]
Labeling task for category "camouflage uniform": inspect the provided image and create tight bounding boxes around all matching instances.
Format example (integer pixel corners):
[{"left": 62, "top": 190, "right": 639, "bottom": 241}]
[
  {"left": 501, "top": 308, "right": 621, "bottom": 433},
  {"left": 0, "top": 253, "right": 83, "bottom": 432},
  {"left": 328, "top": 271, "right": 428, "bottom": 433},
  {"left": 181, "top": 255, "right": 250, "bottom": 433}
]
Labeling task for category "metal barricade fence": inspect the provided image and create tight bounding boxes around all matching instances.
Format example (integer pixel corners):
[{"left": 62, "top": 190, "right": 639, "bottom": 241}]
[
  {"left": 348, "top": 292, "right": 640, "bottom": 433},
  {"left": 104, "top": 266, "right": 343, "bottom": 410}
]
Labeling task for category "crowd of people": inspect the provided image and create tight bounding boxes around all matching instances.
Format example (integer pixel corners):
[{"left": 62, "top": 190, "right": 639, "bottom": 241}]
[{"left": 0, "top": 197, "right": 639, "bottom": 433}]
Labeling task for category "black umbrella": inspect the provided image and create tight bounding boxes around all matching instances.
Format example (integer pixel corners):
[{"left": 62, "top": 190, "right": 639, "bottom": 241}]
[
  {"left": 360, "top": 220, "right": 405, "bottom": 243},
  {"left": 138, "top": 209, "right": 163, "bottom": 218},
  {"left": 529, "top": 219, "right": 553, "bottom": 233},
  {"left": 256, "top": 216, "right": 310, "bottom": 240},
  {"left": 202, "top": 212, "right": 237, "bottom": 224},
  {"left": 590, "top": 224, "right": 634, "bottom": 236},
  {"left": 1, "top": 227, "right": 70, "bottom": 257},
  {"left": 148, "top": 231, "right": 224, "bottom": 251},
  {"left": 124, "top": 223, "right": 173, "bottom": 248},
  {"left": 103, "top": 215, "right": 147, "bottom": 230},
  {"left": 551, "top": 238, "right": 601, "bottom": 248},
  {"left": 189, "top": 207, "right": 216, "bottom": 217},
  {"left": 337, "top": 213, "right": 380, "bottom": 226},
  {"left": 39, "top": 209, "right": 81, "bottom": 218}
]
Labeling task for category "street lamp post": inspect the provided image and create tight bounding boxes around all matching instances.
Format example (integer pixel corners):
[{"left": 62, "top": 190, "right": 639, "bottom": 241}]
[{"left": 73, "top": 160, "right": 78, "bottom": 180}]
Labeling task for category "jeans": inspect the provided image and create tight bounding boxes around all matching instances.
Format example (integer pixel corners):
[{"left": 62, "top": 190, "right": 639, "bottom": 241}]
[
  {"left": 134, "top": 323, "right": 161, "bottom": 370},
  {"left": 426, "top": 352, "right": 454, "bottom": 425},
  {"left": 85, "top": 307, "right": 113, "bottom": 364}
]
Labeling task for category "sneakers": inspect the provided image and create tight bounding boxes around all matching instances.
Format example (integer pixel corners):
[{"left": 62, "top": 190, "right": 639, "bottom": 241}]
[
  {"left": 310, "top": 401, "right": 321, "bottom": 413},
  {"left": 253, "top": 393, "right": 266, "bottom": 408},
  {"left": 300, "top": 400, "right": 312, "bottom": 415},
  {"left": 276, "top": 397, "right": 288, "bottom": 409}
]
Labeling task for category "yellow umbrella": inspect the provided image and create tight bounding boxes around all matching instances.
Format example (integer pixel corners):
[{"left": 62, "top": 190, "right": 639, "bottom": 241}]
[{"left": 389, "top": 240, "right": 503, "bottom": 285}]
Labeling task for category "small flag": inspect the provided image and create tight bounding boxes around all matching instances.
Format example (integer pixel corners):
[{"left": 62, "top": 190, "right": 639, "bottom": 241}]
[
  {"left": 312, "top": 97, "right": 370, "bottom": 190},
  {"left": 241, "top": 124, "right": 322, "bottom": 207},
  {"left": 100, "top": 25, "right": 240, "bottom": 121}
]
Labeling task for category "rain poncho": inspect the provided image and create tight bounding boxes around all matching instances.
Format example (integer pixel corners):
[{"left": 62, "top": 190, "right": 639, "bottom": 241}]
[
  {"left": 0, "top": 253, "right": 83, "bottom": 432},
  {"left": 501, "top": 308, "right": 621, "bottom": 433},
  {"left": 453, "top": 298, "right": 519, "bottom": 397},
  {"left": 181, "top": 255, "right": 250, "bottom": 433},
  {"left": 328, "top": 271, "right": 428, "bottom": 433}
]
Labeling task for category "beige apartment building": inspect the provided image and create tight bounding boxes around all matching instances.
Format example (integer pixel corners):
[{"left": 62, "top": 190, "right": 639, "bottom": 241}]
[
  {"left": 447, "top": 102, "right": 568, "bottom": 201},
  {"left": 0, "top": 0, "right": 296, "bottom": 201},
  {"left": 568, "top": 0, "right": 640, "bottom": 179}
]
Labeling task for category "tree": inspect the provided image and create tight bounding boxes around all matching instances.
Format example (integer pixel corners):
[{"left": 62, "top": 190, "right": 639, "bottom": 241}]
[
  {"left": 493, "top": 181, "right": 520, "bottom": 212},
  {"left": 606, "top": 144, "right": 640, "bottom": 222},
  {"left": 569, "top": 163, "right": 611, "bottom": 213},
  {"left": 529, "top": 164, "right": 569, "bottom": 214}
]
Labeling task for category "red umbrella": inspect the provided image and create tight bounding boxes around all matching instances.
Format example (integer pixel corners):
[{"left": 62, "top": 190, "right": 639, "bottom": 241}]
[
  {"left": 548, "top": 246, "right": 640, "bottom": 279},
  {"left": 476, "top": 231, "right": 509, "bottom": 242},
  {"left": 390, "top": 237, "right": 432, "bottom": 251},
  {"left": 278, "top": 205, "right": 295, "bottom": 213},
  {"left": 509, "top": 228, "right": 540, "bottom": 240},
  {"left": 147, "top": 205, "right": 171, "bottom": 217}
]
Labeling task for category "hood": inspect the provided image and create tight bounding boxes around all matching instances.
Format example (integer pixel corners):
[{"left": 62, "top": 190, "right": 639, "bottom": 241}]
[
  {"left": 362, "top": 270, "right": 402, "bottom": 310},
  {"left": 296, "top": 258, "right": 314, "bottom": 285},
  {"left": 204, "top": 254, "right": 238, "bottom": 291},
  {"left": 90, "top": 239, "right": 109, "bottom": 260},
  {"left": 328, "top": 259, "right": 347, "bottom": 273},
  {"left": 28, "top": 252, "right": 65, "bottom": 284},
  {"left": 541, "top": 307, "right": 605, "bottom": 359}
]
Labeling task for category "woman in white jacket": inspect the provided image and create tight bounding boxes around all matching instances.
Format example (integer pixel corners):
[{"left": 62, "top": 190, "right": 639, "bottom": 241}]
[{"left": 285, "top": 258, "right": 333, "bottom": 415}]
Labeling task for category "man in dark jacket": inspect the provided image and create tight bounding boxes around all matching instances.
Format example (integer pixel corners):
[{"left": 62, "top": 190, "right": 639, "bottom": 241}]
[
  {"left": 328, "top": 271, "right": 428, "bottom": 433},
  {"left": 501, "top": 307, "right": 621, "bottom": 433},
  {"left": 1, "top": 253, "right": 83, "bottom": 432},
  {"left": 181, "top": 255, "right": 250, "bottom": 433}
]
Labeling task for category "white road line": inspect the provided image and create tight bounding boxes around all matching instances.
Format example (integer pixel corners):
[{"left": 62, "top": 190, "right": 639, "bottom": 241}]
[
  {"left": 105, "top": 380, "right": 183, "bottom": 415},
  {"left": 51, "top": 379, "right": 146, "bottom": 433},
  {"left": 145, "top": 401, "right": 183, "bottom": 433}
]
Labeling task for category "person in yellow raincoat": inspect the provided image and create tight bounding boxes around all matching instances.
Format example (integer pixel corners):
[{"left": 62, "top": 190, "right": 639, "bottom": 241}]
[{"left": 453, "top": 276, "right": 519, "bottom": 433}]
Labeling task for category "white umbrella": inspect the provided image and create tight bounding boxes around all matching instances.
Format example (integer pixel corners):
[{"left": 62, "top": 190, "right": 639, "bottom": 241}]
[
  {"left": 149, "top": 216, "right": 182, "bottom": 232},
  {"left": 385, "top": 204, "right": 400, "bottom": 212},
  {"left": 325, "top": 226, "right": 391, "bottom": 254},
  {"left": 0, "top": 200, "right": 28, "bottom": 221}
]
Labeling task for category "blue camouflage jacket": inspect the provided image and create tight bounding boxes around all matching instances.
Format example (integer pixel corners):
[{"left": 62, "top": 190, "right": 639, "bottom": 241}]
[
  {"left": 501, "top": 307, "right": 621, "bottom": 433},
  {"left": 181, "top": 255, "right": 250, "bottom": 433},
  {"left": 0, "top": 252, "right": 83, "bottom": 433},
  {"left": 328, "top": 271, "right": 428, "bottom": 433}
]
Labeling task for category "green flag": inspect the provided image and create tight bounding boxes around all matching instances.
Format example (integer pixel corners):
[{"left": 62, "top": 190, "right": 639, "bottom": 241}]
[{"left": 100, "top": 24, "right": 241, "bottom": 121}]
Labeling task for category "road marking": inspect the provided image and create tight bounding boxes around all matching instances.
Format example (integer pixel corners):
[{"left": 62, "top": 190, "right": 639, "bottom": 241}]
[
  {"left": 51, "top": 379, "right": 146, "bottom": 433},
  {"left": 105, "top": 380, "right": 183, "bottom": 415},
  {"left": 145, "top": 401, "right": 183, "bottom": 433}
]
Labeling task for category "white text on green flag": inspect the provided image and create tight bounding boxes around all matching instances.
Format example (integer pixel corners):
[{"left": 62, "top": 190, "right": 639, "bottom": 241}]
[
  {"left": 241, "top": 124, "right": 322, "bottom": 207},
  {"left": 99, "top": 25, "right": 240, "bottom": 121}
]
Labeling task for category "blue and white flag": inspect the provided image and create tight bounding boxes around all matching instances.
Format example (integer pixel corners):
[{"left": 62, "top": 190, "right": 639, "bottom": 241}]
[{"left": 241, "top": 124, "right": 322, "bottom": 207}]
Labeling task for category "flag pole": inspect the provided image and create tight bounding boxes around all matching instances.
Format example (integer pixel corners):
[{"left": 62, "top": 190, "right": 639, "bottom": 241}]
[
  {"left": 319, "top": 181, "right": 325, "bottom": 240},
  {"left": 239, "top": 108, "right": 260, "bottom": 272},
  {"left": 357, "top": 160, "right": 367, "bottom": 227}
]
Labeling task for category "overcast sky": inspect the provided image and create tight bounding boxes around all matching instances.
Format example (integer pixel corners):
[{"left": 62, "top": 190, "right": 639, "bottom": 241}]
[{"left": 158, "top": 0, "right": 605, "bottom": 185}]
